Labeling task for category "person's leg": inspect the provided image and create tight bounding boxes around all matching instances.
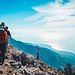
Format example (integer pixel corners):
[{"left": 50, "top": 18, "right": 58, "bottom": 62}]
[
  {"left": 2, "top": 43, "right": 6, "bottom": 63},
  {"left": 0, "top": 43, "right": 6, "bottom": 64}
]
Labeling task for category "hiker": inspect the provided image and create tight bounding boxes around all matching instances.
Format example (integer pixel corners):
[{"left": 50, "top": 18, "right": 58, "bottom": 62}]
[
  {"left": 36, "top": 47, "right": 39, "bottom": 60},
  {"left": 0, "top": 23, "right": 7, "bottom": 44},
  {"left": 5, "top": 26, "right": 12, "bottom": 46},
  {"left": 0, "top": 22, "right": 7, "bottom": 64},
  {"left": 1, "top": 22, "right": 12, "bottom": 46},
  {"left": 4, "top": 26, "right": 11, "bottom": 39},
  {"left": 0, "top": 22, "right": 12, "bottom": 64}
]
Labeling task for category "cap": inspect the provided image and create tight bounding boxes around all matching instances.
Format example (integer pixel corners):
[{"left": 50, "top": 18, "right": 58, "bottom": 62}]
[{"left": 1, "top": 22, "right": 5, "bottom": 26}]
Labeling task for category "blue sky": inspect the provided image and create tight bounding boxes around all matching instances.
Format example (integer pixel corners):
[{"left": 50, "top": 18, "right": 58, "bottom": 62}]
[{"left": 0, "top": 0, "right": 75, "bottom": 53}]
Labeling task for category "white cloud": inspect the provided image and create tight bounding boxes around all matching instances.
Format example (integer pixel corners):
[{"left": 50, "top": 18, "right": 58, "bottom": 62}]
[
  {"left": 30, "top": 0, "right": 75, "bottom": 28},
  {"left": 23, "top": 0, "right": 75, "bottom": 28},
  {"left": 38, "top": 32, "right": 64, "bottom": 41},
  {"left": 49, "top": 42, "right": 66, "bottom": 51},
  {"left": 55, "top": 0, "right": 63, "bottom": 3},
  {"left": 11, "top": 28, "right": 66, "bottom": 44},
  {"left": 11, "top": 0, "right": 75, "bottom": 52},
  {"left": 24, "top": 13, "right": 45, "bottom": 22},
  {"left": 16, "top": 20, "right": 21, "bottom": 22}
]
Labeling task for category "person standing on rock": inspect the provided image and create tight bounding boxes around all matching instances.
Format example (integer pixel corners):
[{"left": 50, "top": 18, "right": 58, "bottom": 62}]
[
  {"left": 4, "top": 26, "right": 12, "bottom": 46},
  {"left": 0, "top": 22, "right": 12, "bottom": 64},
  {"left": 36, "top": 47, "right": 40, "bottom": 60}
]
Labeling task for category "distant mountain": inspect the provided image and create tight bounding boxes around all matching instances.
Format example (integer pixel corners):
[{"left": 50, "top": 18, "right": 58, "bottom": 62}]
[{"left": 8, "top": 38, "right": 75, "bottom": 69}]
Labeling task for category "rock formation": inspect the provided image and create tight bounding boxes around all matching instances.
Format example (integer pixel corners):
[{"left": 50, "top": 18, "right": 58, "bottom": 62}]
[{"left": 0, "top": 45, "right": 65, "bottom": 75}]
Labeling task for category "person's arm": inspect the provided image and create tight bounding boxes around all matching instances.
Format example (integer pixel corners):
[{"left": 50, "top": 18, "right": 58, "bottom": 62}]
[{"left": 7, "top": 31, "right": 11, "bottom": 38}]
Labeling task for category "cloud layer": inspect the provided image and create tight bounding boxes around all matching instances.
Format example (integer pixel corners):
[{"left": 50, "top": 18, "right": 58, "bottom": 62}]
[{"left": 12, "top": 0, "right": 75, "bottom": 52}]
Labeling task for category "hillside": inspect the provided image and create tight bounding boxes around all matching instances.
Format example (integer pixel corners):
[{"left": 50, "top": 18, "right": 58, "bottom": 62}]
[
  {"left": 0, "top": 45, "right": 64, "bottom": 75},
  {"left": 8, "top": 39, "right": 75, "bottom": 69}
]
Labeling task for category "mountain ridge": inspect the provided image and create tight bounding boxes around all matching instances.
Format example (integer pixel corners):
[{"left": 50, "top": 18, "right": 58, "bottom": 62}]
[{"left": 8, "top": 38, "right": 75, "bottom": 69}]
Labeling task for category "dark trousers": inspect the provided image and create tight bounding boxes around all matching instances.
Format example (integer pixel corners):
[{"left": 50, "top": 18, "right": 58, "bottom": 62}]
[{"left": 0, "top": 43, "right": 6, "bottom": 64}]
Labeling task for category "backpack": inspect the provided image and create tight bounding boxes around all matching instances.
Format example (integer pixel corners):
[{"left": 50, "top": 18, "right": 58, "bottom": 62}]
[{"left": 0, "top": 28, "right": 8, "bottom": 44}]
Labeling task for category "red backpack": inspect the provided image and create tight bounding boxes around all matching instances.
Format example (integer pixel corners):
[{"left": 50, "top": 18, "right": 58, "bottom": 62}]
[{"left": 0, "top": 28, "right": 8, "bottom": 44}]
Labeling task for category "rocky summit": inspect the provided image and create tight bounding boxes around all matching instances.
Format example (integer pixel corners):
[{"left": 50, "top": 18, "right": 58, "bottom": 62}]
[{"left": 0, "top": 45, "right": 65, "bottom": 75}]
